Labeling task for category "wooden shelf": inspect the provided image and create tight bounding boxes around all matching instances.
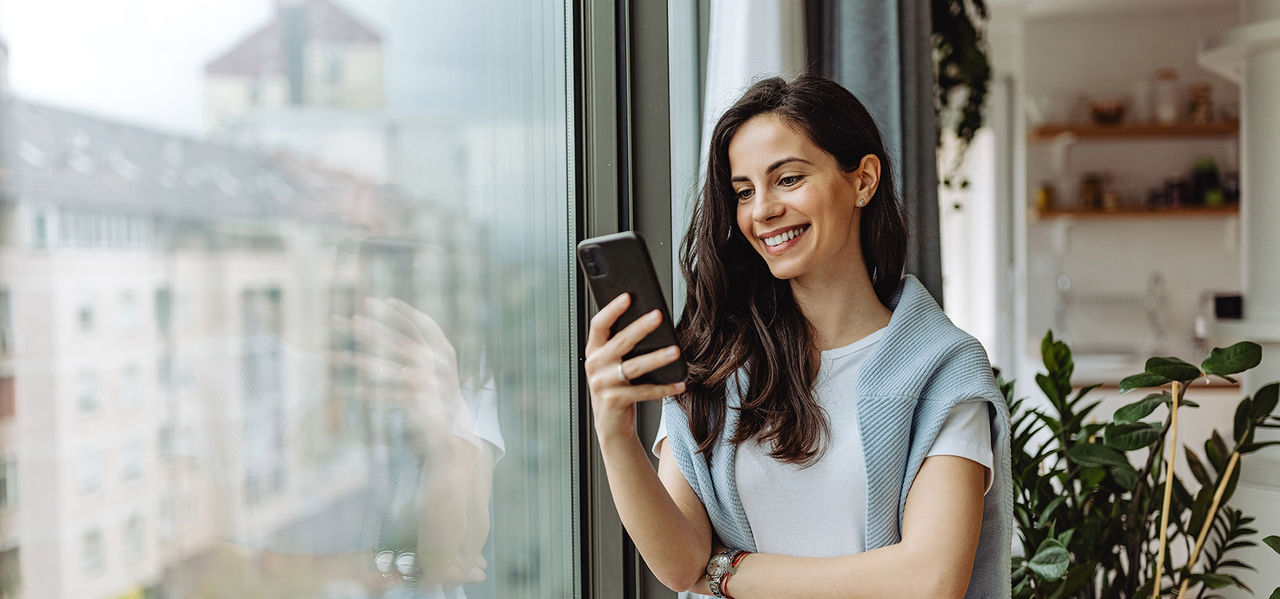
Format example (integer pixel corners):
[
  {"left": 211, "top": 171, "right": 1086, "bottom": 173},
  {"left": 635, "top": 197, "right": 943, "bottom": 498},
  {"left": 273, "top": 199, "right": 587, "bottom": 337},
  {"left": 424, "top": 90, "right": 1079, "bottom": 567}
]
[
  {"left": 1029, "top": 121, "right": 1239, "bottom": 141},
  {"left": 1033, "top": 205, "right": 1239, "bottom": 220}
]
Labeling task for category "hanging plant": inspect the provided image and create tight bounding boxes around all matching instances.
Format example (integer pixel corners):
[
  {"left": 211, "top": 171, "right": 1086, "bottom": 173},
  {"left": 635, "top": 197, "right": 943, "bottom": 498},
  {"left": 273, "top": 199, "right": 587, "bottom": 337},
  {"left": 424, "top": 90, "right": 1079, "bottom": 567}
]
[{"left": 932, "top": 0, "right": 991, "bottom": 190}]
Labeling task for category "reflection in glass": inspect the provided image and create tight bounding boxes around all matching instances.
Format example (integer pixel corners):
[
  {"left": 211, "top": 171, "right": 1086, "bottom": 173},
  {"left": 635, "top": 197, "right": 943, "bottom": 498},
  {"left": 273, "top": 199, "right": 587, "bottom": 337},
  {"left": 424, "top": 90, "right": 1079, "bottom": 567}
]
[{"left": 0, "top": 0, "right": 576, "bottom": 597}]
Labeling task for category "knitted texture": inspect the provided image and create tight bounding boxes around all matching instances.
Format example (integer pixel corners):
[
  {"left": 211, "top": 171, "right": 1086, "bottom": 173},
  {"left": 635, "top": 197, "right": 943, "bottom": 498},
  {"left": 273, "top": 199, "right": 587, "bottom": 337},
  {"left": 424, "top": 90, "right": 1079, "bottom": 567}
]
[{"left": 662, "top": 275, "right": 1013, "bottom": 598}]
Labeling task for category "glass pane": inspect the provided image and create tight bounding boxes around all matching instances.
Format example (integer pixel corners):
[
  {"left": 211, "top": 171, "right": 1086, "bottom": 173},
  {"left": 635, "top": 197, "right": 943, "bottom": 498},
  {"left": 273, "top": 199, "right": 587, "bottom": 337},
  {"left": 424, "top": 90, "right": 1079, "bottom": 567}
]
[{"left": 0, "top": 1, "right": 577, "bottom": 598}]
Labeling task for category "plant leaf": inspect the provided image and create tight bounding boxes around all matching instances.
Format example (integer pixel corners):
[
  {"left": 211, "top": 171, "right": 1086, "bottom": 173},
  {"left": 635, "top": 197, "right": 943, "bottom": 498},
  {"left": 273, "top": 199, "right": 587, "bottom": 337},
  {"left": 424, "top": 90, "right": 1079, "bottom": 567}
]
[
  {"left": 1191, "top": 573, "right": 1235, "bottom": 589},
  {"left": 1105, "top": 422, "right": 1161, "bottom": 450},
  {"left": 1113, "top": 465, "right": 1139, "bottom": 490},
  {"left": 1027, "top": 538, "right": 1069, "bottom": 581},
  {"left": 1185, "top": 447, "right": 1213, "bottom": 486},
  {"left": 1252, "top": 382, "right": 1279, "bottom": 421},
  {"left": 1235, "top": 398, "right": 1254, "bottom": 444},
  {"left": 1119, "top": 371, "right": 1170, "bottom": 393},
  {"left": 1145, "top": 356, "right": 1201, "bottom": 382},
  {"left": 1036, "top": 496, "right": 1068, "bottom": 529},
  {"left": 1265, "top": 535, "right": 1280, "bottom": 555},
  {"left": 1066, "top": 443, "right": 1130, "bottom": 469},
  {"left": 1211, "top": 431, "right": 1230, "bottom": 471},
  {"left": 1201, "top": 342, "right": 1262, "bottom": 378},
  {"left": 1114, "top": 392, "right": 1168, "bottom": 424}
]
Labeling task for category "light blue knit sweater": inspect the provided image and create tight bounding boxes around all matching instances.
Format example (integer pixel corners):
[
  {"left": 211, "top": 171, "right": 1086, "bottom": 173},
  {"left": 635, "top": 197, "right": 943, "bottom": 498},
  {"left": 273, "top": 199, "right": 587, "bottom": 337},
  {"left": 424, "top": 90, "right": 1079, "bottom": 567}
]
[{"left": 661, "top": 275, "right": 1012, "bottom": 598}]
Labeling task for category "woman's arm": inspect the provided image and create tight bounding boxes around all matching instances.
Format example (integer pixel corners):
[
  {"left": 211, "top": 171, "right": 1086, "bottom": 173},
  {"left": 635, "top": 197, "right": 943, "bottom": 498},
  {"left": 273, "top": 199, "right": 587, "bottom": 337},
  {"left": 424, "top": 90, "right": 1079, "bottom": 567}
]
[
  {"left": 695, "top": 455, "right": 986, "bottom": 599},
  {"left": 585, "top": 293, "right": 714, "bottom": 591}
]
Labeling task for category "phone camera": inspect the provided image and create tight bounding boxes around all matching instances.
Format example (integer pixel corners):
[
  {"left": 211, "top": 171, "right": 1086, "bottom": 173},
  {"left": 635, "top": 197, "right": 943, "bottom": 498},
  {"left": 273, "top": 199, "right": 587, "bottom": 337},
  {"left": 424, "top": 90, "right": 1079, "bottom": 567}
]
[{"left": 582, "top": 246, "right": 607, "bottom": 277}]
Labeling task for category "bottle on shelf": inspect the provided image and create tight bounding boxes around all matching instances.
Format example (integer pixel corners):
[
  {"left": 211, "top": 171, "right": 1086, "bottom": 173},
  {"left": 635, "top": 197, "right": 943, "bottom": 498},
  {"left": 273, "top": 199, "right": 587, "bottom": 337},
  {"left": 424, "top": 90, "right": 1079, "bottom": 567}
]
[{"left": 1153, "top": 68, "right": 1180, "bottom": 125}]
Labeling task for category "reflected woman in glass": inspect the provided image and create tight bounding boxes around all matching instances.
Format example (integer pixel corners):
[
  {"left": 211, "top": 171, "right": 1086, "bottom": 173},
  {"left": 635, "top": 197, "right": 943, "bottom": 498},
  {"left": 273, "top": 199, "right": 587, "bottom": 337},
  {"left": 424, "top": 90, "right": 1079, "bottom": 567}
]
[{"left": 584, "top": 75, "right": 1011, "bottom": 598}]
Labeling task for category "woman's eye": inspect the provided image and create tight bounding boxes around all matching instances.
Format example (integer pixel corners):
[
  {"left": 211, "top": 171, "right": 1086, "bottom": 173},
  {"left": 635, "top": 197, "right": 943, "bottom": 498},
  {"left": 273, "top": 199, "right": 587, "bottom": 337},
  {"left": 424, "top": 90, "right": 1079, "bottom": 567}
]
[
  {"left": 736, "top": 188, "right": 754, "bottom": 202},
  {"left": 779, "top": 175, "right": 802, "bottom": 186}
]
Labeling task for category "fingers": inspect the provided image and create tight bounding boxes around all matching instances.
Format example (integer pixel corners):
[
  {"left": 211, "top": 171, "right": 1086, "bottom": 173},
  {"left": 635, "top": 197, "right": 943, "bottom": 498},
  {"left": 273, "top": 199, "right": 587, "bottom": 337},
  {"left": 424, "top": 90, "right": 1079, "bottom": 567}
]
[
  {"left": 605, "top": 381, "right": 686, "bottom": 406},
  {"left": 585, "top": 292, "right": 631, "bottom": 354},
  {"left": 620, "top": 345, "right": 681, "bottom": 383},
  {"left": 383, "top": 297, "right": 457, "bottom": 362},
  {"left": 599, "top": 308, "right": 663, "bottom": 360}
]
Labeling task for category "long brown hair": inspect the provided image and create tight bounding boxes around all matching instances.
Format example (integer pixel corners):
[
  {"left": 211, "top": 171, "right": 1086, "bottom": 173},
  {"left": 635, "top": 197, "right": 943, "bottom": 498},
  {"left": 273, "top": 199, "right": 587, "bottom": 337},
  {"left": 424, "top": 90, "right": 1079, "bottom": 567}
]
[{"left": 674, "top": 74, "right": 908, "bottom": 466}]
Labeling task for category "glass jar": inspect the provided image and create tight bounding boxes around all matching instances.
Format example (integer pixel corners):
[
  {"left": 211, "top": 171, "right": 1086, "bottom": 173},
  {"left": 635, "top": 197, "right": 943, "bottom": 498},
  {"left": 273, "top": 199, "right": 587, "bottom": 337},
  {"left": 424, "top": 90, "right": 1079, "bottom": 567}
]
[{"left": 1153, "top": 68, "right": 1180, "bottom": 125}]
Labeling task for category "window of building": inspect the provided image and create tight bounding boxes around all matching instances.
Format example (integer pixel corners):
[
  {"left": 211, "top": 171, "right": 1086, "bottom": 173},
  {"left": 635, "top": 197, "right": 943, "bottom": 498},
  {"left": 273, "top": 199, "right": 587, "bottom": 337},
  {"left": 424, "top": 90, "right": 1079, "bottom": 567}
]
[
  {"left": 0, "top": 287, "right": 11, "bottom": 355},
  {"left": 119, "top": 290, "right": 137, "bottom": 334},
  {"left": 33, "top": 210, "right": 48, "bottom": 248},
  {"left": 0, "top": 377, "right": 13, "bottom": 419},
  {"left": 82, "top": 529, "right": 104, "bottom": 577},
  {"left": 122, "top": 439, "right": 141, "bottom": 481},
  {"left": 156, "top": 354, "right": 171, "bottom": 394},
  {"left": 0, "top": 458, "right": 16, "bottom": 510},
  {"left": 154, "top": 287, "right": 171, "bottom": 335},
  {"left": 78, "top": 371, "right": 97, "bottom": 413},
  {"left": 78, "top": 450, "right": 102, "bottom": 494},
  {"left": 124, "top": 515, "right": 144, "bottom": 563},
  {"left": 119, "top": 365, "right": 140, "bottom": 411},
  {"left": 76, "top": 289, "right": 94, "bottom": 332}
]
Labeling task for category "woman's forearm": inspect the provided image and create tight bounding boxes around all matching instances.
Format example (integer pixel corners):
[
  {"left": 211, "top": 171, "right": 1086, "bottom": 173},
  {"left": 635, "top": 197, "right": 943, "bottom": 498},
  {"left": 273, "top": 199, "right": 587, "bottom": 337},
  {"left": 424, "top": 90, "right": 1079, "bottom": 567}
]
[
  {"left": 599, "top": 432, "right": 710, "bottom": 591},
  {"left": 708, "top": 543, "right": 968, "bottom": 599}
]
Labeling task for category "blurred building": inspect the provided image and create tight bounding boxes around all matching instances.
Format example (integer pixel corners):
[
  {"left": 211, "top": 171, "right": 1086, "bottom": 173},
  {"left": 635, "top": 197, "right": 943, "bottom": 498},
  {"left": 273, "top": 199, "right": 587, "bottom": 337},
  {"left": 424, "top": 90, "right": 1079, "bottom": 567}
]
[{"left": 0, "top": 75, "right": 409, "bottom": 598}]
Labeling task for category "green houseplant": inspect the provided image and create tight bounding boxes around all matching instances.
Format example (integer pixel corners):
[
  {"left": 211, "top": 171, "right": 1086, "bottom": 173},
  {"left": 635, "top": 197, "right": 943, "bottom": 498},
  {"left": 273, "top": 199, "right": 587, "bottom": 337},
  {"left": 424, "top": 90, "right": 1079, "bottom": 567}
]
[{"left": 1006, "top": 332, "right": 1280, "bottom": 598}]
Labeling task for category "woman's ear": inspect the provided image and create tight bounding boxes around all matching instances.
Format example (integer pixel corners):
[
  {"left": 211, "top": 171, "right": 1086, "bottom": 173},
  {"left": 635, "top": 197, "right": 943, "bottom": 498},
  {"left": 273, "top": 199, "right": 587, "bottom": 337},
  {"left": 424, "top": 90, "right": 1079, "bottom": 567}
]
[{"left": 849, "top": 154, "right": 881, "bottom": 207}]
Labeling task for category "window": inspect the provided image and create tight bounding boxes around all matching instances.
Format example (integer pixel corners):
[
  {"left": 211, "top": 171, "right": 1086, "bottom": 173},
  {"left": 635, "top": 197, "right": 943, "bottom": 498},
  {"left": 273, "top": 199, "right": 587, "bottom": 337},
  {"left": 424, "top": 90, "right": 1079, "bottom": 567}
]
[
  {"left": 82, "top": 529, "right": 104, "bottom": 576},
  {"left": 76, "top": 289, "right": 94, "bottom": 332},
  {"left": 0, "top": 458, "right": 16, "bottom": 510},
  {"left": 118, "top": 290, "right": 137, "bottom": 334},
  {"left": 154, "top": 287, "right": 171, "bottom": 335},
  {"left": 6, "top": 0, "right": 582, "bottom": 596},
  {"left": 0, "top": 287, "right": 10, "bottom": 355},
  {"left": 119, "top": 364, "right": 140, "bottom": 411},
  {"left": 78, "top": 451, "right": 101, "bottom": 494},
  {"left": 124, "top": 515, "right": 144, "bottom": 563},
  {"left": 0, "top": 377, "right": 13, "bottom": 419},
  {"left": 122, "top": 438, "right": 141, "bottom": 481},
  {"left": 155, "top": 354, "right": 171, "bottom": 394},
  {"left": 77, "top": 371, "right": 97, "bottom": 413},
  {"left": 33, "top": 210, "right": 48, "bottom": 248}
]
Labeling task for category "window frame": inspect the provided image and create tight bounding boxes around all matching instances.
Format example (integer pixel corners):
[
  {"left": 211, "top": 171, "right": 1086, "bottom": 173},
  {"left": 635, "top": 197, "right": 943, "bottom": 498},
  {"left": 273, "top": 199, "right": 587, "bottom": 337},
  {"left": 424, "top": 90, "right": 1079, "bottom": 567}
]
[{"left": 577, "top": 0, "right": 674, "bottom": 597}]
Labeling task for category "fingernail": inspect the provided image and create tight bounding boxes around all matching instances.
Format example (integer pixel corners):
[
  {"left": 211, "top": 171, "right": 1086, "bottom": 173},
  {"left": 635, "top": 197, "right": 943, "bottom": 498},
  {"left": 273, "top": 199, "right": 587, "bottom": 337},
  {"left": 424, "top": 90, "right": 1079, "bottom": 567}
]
[
  {"left": 649, "top": 310, "right": 662, "bottom": 320},
  {"left": 675, "top": 382, "right": 686, "bottom": 392},
  {"left": 666, "top": 346, "right": 679, "bottom": 357}
]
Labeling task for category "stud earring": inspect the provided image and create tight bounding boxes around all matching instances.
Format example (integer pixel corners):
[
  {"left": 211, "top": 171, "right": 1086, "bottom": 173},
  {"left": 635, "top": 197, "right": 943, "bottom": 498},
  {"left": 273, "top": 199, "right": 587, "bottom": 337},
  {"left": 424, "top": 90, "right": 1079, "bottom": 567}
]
[{"left": 857, "top": 198, "right": 867, "bottom": 207}]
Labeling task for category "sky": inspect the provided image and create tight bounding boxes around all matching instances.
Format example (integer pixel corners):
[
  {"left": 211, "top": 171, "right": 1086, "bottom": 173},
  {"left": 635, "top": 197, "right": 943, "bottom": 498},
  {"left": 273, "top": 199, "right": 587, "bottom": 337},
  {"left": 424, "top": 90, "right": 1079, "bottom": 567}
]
[{"left": 0, "top": 0, "right": 392, "bottom": 136}]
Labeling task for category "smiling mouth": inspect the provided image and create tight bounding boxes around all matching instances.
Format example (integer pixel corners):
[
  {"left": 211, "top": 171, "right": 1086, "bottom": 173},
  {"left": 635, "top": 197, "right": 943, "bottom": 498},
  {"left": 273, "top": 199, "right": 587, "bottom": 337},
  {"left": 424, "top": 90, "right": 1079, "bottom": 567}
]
[{"left": 762, "top": 225, "right": 809, "bottom": 248}]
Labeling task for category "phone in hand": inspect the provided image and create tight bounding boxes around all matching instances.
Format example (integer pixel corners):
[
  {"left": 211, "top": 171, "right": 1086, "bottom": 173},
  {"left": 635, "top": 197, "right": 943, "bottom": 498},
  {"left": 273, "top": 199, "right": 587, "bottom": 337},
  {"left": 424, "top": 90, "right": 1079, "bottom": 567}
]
[{"left": 577, "top": 231, "right": 687, "bottom": 386}]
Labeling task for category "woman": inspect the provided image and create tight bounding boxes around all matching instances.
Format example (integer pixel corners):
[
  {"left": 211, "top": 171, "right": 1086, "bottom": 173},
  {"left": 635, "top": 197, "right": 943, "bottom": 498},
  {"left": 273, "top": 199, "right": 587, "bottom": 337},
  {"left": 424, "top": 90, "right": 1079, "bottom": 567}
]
[{"left": 584, "top": 75, "right": 1010, "bottom": 598}]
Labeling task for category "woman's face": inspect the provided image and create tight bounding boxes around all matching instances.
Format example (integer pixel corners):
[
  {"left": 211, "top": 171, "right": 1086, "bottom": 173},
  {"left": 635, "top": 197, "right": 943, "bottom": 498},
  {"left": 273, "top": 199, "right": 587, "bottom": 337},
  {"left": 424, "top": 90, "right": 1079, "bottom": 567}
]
[{"left": 728, "top": 113, "right": 878, "bottom": 284}]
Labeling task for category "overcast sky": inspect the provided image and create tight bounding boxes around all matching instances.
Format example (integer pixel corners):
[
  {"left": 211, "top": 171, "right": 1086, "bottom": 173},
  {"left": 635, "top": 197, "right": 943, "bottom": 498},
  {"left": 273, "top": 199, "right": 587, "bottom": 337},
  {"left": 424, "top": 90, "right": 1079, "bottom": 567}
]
[{"left": 0, "top": 0, "right": 391, "bottom": 135}]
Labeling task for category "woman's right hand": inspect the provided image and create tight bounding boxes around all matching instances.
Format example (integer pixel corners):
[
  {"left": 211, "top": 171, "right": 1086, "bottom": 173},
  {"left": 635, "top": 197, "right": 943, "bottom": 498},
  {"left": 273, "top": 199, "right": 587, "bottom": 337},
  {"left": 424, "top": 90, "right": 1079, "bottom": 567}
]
[{"left": 583, "top": 293, "right": 686, "bottom": 445}]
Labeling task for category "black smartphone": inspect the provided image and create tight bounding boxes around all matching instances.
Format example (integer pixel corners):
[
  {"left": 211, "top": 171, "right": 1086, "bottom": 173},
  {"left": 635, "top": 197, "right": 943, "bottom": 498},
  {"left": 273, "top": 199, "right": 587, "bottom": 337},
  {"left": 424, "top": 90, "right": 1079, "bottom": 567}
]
[{"left": 577, "top": 231, "right": 686, "bottom": 385}]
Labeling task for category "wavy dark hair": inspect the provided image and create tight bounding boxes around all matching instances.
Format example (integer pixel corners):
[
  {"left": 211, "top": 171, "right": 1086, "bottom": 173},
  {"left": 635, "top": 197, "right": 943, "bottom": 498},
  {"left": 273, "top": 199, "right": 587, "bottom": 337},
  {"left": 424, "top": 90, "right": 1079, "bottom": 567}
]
[{"left": 674, "top": 74, "right": 909, "bottom": 466}]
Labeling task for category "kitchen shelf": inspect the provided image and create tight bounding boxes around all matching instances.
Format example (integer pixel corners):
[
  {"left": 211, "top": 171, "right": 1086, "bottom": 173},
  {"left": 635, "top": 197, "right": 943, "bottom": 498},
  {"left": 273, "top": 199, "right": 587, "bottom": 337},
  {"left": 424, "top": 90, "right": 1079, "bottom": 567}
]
[
  {"left": 1033, "top": 205, "right": 1239, "bottom": 220},
  {"left": 1029, "top": 121, "right": 1240, "bottom": 141}
]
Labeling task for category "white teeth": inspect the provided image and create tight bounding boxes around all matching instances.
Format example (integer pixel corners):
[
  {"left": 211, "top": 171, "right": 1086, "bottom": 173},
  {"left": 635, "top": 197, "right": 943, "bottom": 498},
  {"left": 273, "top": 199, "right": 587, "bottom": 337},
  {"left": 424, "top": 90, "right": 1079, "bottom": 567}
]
[{"left": 764, "top": 226, "right": 807, "bottom": 247}]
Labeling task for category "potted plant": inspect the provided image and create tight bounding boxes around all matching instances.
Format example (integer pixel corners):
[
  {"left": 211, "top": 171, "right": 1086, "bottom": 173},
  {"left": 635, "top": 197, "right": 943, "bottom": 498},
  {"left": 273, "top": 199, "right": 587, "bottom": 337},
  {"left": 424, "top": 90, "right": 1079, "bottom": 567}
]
[{"left": 1006, "top": 332, "right": 1280, "bottom": 597}]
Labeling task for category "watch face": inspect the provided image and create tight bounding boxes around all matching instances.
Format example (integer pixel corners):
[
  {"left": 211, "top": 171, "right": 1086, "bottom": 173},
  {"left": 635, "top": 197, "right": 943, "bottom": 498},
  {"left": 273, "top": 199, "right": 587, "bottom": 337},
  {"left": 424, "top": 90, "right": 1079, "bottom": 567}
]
[{"left": 706, "top": 553, "right": 731, "bottom": 577}]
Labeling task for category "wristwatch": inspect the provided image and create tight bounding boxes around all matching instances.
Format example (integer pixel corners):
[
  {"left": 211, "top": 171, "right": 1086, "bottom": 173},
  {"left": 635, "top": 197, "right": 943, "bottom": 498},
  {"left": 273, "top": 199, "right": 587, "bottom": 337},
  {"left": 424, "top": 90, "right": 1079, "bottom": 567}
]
[{"left": 706, "top": 548, "right": 749, "bottom": 598}]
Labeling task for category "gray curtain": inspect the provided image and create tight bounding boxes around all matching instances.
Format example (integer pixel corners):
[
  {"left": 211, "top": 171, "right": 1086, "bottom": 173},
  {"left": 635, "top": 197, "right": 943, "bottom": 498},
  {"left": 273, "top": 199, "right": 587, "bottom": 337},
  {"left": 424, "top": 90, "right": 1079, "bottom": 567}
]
[{"left": 816, "top": 0, "right": 943, "bottom": 305}]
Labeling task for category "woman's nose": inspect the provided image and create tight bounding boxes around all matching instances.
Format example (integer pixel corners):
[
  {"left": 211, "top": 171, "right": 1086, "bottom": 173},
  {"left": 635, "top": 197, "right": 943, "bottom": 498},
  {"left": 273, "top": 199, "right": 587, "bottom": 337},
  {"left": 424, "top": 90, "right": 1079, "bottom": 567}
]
[{"left": 752, "top": 190, "right": 784, "bottom": 222}]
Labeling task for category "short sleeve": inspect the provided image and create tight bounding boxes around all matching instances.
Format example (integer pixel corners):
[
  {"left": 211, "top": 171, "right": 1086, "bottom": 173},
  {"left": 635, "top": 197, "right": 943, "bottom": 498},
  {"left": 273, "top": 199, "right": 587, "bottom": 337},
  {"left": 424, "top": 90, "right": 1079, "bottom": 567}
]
[
  {"left": 651, "top": 400, "right": 670, "bottom": 458},
  {"left": 926, "top": 400, "right": 994, "bottom": 495},
  {"left": 456, "top": 376, "right": 505, "bottom": 464}
]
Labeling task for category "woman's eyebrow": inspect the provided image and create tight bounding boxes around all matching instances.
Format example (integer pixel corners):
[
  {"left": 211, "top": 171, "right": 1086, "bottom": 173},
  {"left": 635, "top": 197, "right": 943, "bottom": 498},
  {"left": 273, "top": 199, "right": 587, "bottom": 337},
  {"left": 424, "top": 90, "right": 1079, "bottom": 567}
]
[{"left": 730, "top": 157, "right": 813, "bottom": 182}]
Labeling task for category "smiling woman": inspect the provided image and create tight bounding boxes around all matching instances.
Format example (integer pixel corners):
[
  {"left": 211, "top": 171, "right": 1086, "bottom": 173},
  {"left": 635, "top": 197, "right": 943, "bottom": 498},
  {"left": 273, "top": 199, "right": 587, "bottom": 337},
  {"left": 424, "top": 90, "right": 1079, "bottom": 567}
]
[{"left": 582, "top": 74, "right": 1013, "bottom": 599}]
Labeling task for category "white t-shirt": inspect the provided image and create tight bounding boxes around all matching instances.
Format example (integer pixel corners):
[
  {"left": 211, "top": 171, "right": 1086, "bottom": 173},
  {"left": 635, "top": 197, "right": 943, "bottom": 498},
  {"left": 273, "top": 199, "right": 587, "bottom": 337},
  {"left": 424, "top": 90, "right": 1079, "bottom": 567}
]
[{"left": 652, "top": 326, "right": 993, "bottom": 557}]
